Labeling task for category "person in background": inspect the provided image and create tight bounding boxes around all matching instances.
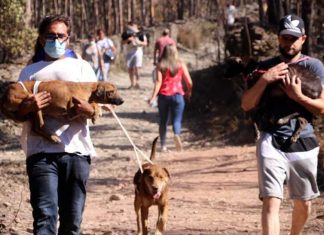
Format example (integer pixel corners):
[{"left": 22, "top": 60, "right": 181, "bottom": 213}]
[
  {"left": 148, "top": 44, "right": 192, "bottom": 152},
  {"left": 18, "top": 15, "right": 98, "bottom": 235},
  {"left": 96, "top": 29, "right": 117, "bottom": 81},
  {"left": 241, "top": 14, "right": 324, "bottom": 235},
  {"left": 152, "top": 28, "right": 176, "bottom": 86},
  {"left": 82, "top": 33, "right": 99, "bottom": 74},
  {"left": 122, "top": 23, "right": 147, "bottom": 89},
  {"left": 225, "top": 2, "right": 236, "bottom": 26},
  {"left": 127, "top": 21, "right": 139, "bottom": 34},
  {"left": 153, "top": 28, "right": 176, "bottom": 66}
]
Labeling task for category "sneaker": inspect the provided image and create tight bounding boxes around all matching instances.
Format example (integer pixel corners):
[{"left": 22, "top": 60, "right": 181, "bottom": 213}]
[
  {"left": 161, "top": 146, "right": 168, "bottom": 153},
  {"left": 174, "top": 135, "right": 183, "bottom": 152}
]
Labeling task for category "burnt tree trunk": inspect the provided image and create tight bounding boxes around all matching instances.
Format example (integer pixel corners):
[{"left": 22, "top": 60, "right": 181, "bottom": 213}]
[
  {"left": 301, "top": 0, "right": 315, "bottom": 55},
  {"left": 149, "top": 0, "right": 154, "bottom": 25},
  {"left": 177, "top": 0, "right": 184, "bottom": 20},
  {"left": 267, "top": 0, "right": 284, "bottom": 26}
]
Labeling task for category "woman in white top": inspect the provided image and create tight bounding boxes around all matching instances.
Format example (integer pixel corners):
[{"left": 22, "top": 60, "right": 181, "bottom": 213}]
[{"left": 122, "top": 22, "right": 147, "bottom": 89}]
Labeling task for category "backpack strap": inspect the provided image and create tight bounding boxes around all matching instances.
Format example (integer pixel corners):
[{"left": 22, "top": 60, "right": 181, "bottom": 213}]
[
  {"left": 33, "top": 81, "right": 42, "bottom": 94},
  {"left": 18, "top": 81, "right": 29, "bottom": 93}
]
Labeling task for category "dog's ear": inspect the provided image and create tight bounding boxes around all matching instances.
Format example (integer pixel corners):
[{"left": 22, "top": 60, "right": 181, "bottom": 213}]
[
  {"left": 133, "top": 169, "right": 142, "bottom": 185},
  {"left": 143, "top": 168, "right": 152, "bottom": 176},
  {"left": 95, "top": 87, "right": 105, "bottom": 98}
]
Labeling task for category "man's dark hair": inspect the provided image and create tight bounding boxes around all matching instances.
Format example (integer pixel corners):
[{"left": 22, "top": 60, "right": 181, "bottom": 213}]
[
  {"left": 96, "top": 29, "right": 105, "bottom": 36},
  {"left": 128, "top": 21, "right": 136, "bottom": 26},
  {"left": 38, "top": 15, "right": 72, "bottom": 36},
  {"left": 162, "top": 28, "right": 170, "bottom": 36}
]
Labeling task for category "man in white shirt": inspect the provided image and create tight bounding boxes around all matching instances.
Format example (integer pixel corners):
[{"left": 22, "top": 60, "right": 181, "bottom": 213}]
[
  {"left": 225, "top": 3, "right": 236, "bottom": 26},
  {"left": 18, "top": 15, "right": 97, "bottom": 235}
]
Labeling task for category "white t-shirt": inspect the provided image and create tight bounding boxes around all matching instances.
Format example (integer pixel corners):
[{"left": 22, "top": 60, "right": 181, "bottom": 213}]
[
  {"left": 125, "top": 36, "right": 146, "bottom": 56},
  {"left": 18, "top": 57, "right": 97, "bottom": 157},
  {"left": 225, "top": 5, "right": 236, "bottom": 25},
  {"left": 97, "top": 37, "right": 114, "bottom": 60},
  {"left": 84, "top": 41, "right": 99, "bottom": 69}
]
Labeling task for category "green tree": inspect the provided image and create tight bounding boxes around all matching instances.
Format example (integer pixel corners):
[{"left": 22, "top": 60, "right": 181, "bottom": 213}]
[{"left": 0, "top": 0, "right": 37, "bottom": 63}]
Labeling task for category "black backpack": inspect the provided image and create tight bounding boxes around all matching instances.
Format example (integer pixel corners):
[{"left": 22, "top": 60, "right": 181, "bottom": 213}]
[{"left": 136, "top": 30, "right": 150, "bottom": 45}]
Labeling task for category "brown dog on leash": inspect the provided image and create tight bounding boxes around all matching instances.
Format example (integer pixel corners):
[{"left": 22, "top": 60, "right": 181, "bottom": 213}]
[
  {"left": 0, "top": 80, "right": 124, "bottom": 143},
  {"left": 133, "top": 137, "right": 170, "bottom": 235}
]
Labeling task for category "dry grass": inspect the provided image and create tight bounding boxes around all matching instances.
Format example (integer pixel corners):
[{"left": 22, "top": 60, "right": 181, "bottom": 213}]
[
  {"left": 177, "top": 27, "right": 200, "bottom": 50},
  {"left": 177, "top": 21, "right": 218, "bottom": 50}
]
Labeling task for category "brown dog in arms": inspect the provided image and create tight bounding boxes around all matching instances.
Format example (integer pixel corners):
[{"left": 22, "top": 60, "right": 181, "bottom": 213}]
[
  {"left": 0, "top": 80, "right": 124, "bottom": 143},
  {"left": 133, "top": 137, "right": 170, "bottom": 235}
]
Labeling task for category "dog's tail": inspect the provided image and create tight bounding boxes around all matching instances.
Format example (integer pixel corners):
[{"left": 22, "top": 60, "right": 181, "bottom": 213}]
[{"left": 150, "top": 136, "right": 159, "bottom": 161}]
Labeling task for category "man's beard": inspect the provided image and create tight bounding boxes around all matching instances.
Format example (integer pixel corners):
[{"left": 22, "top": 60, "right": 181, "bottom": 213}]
[{"left": 279, "top": 46, "right": 300, "bottom": 60}]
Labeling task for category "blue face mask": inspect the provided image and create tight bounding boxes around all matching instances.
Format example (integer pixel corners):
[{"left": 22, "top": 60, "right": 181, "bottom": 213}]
[{"left": 44, "top": 39, "right": 66, "bottom": 58}]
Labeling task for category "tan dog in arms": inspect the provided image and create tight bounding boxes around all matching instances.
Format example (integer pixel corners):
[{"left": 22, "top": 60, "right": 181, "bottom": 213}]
[
  {"left": 133, "top": 137, "right": 170, "bottom": 235},
  {"left": 0, "top": 80, "right": 124, "bottom": 143}
]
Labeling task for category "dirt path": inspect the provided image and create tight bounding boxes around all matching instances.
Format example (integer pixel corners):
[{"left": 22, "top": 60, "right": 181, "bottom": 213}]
[{"left": 1, "top": 56, "right": 324, "bottom": 235}]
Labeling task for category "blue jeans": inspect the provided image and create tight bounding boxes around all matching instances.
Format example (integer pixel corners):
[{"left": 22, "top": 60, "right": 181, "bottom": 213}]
[
  {"left": 26, "top": 153, "right": 91, "bottom": 235},
  {"left": 158, "top": 94, "right": 185, "bottom": 146},
  {"left": 97, "top": 62, "right": 110, "bottom": 81}
]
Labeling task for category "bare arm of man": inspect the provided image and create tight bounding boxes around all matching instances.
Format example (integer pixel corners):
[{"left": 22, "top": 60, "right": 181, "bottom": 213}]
[
  {"left": 241, "top": 62, "right": 289, "bottom": 111},
  {"left": 18, "top": 91, "right": 51, "bottom": 117},
  {"left": 283, "top": 74, "right": 324, "bottom": 115}
]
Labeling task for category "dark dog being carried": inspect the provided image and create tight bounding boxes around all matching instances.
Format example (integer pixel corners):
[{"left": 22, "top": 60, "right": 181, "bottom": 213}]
[{"left": 246, "top": 55, "right": 323, "bottom": 150}]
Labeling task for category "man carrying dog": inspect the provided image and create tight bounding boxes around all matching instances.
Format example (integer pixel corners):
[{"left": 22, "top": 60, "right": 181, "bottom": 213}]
[
  {"left": 122, "top": 21, "right": 148, "bottom": 89},
  {"left": 241, "top": 14, "right": 324, "bottom": 235},
  {"left": 17, "top": 15, "right": 97, "bottom": 235}
]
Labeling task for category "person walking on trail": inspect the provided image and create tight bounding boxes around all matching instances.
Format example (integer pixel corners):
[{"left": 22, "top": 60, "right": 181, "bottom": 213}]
[
  {"left": 153, "top": 28, "right": 176, "bottom": 66},
  {"left": 82, "top": 33, "right": 99, "bottom": 74},
  {"left": 96, "top": 29, "right": 117, "bottom": 81},
  {"left": 241, "top": 14, "right": 324, "bottom": 235},
  {"left": 17, "top": 15, "right": 98, "bottom": 235},
  {"left": 127, "top": 21, "right": 139, "bottom": 34},
  {"left": 152, "top": 28, "right": 176, "bottom": 84},
  {"left": 148, "top": 44, "right": 193, "bottom": 152},
  {"left": 225, "top": 3, "right": 236, "bottom": 26},
  {"left": 122, "top": 22, "right": 148, "bottom": 89}
]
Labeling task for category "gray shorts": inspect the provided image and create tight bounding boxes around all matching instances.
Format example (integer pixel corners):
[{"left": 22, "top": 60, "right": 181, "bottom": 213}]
[{"left": 256, "top": 133, "right": 320, "bottom": 200}]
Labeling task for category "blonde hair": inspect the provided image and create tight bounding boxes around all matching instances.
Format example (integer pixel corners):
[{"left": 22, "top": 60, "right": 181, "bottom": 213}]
[{"left": 158, "top": 44, "right": 180, "bottom": 77}]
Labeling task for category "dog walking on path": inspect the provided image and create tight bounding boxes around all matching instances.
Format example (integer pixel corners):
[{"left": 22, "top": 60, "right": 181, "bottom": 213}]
[{"left": 133, "top": 137, "right": 170, "bottom": 235}]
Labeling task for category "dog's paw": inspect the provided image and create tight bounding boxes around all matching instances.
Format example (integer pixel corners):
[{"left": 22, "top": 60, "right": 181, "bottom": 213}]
[
  {"left": 50, "top": 135, "right": 62, "bottom": 144},
  {"left": 91, "top": 108, "right": 100, "bottom": 124},
  {"left": 91, "top": 117, "right": 97, "bottom": 124}
]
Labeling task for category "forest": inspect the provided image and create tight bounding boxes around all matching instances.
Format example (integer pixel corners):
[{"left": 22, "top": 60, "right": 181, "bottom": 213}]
[
  {"left": 1, "top": 2, "right": 324, "bottom": 234},
  {"left": 1, "top": 0, "right": 324, "bottom": 63}
]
